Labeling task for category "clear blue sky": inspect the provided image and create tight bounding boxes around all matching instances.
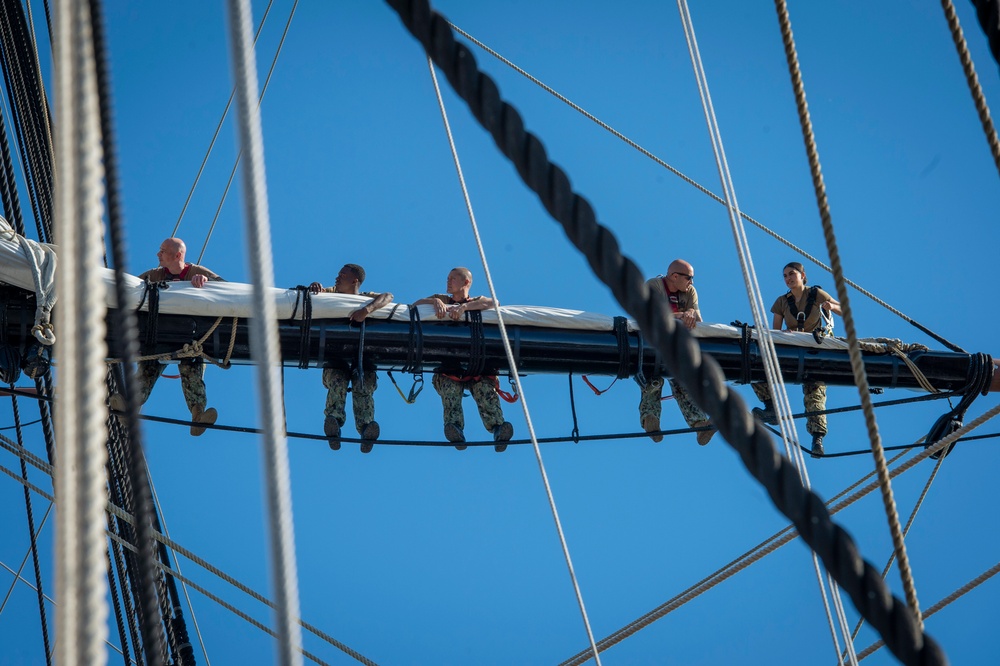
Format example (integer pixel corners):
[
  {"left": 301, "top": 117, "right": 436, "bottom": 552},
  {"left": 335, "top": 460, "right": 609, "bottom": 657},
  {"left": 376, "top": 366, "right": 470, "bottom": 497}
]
[{"left": 1, "top": 1, "right": 998, "bottom": 664}]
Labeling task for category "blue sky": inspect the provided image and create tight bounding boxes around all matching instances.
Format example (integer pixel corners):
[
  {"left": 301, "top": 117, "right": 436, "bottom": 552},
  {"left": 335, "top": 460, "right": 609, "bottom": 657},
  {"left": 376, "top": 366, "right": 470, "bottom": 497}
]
[{"left": 1, "top": 1, "right": 999, "bottom": 664}]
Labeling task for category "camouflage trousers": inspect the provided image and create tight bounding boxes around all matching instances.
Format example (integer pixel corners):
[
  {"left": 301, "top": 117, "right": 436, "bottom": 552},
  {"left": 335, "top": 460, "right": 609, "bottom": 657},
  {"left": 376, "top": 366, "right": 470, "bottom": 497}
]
[
  {"left": 752, "top": 381, "right": 827, "bottom": 435},
  {"left": 639, "top": 378, "right": 709, "bottom": 429},
  {"left": 135, "top": 358, "right": 207, "bottom": 413},
  {"left": 432, "top": 374, "right": 504, "bottom": 432},
  {"left": 323, "top": 368, "right": 377, "bottom": 434}
]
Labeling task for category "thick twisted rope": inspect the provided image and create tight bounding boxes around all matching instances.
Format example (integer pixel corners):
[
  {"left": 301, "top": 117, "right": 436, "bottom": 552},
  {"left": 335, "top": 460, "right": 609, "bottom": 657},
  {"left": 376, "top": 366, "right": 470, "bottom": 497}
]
[
  {"left": 773, "top": 0, "right": 924, "bottom": 634},
  {"left": 53, "top": 1, "right": 111, "bottom": 663},
  {"left": 385, "top": 2, "right": 945, "bottom": 663},
  {"left": 940, "top": 0, "right": 1000, "bottom": 177}
]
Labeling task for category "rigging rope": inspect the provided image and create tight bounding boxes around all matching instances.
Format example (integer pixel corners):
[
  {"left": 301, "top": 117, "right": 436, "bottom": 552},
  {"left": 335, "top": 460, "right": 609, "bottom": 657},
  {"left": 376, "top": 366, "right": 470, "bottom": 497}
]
[
  {"left": 940, "top": 0, "right": 1000, "bottom": 178},
  {"left": 847, "top": 452, "right": 947, "bottom": 657},
  {"left": 447, "top": 21, "right": 968, "bottom": 354},
  {"left": 857, "top": 559, "right": 1000, "bottom": 661},
  {"left": 675, "top": 3, "right": 853, "bottom": 661},
  {"left": 773, "top": 0, "right": 924, "bottom": 635},
  {"left": 196, "top": 0, "right": 298, "bottom": 265},
  {"left": 10, "top": 393, "right": 52, "bottom": 666},
  {"left": 225, "top": 2, "right": 304, "bottom": 663},
  {"left": 171, "top": 0, "right": 276, "bottom": 239},
  {"left": 88, "top": 0, "right": 169, "bottom": 660},
  {"left": 386, "top": 2, "right": 948, "bottom": 662},
  {"left": 425, "top": 54, "right": 603, "bottom": 665},
  {"left": 53, "top": 1, "right": 112, "bottom": 662}
]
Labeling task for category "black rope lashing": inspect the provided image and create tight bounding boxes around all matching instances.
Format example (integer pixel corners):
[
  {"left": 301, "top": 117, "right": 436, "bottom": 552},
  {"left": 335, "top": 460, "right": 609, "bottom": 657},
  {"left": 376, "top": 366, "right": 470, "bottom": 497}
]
[
  {"left": 290, "top": 285, "right": 313, "bottom": 370},
  {"left": 633, "top": 332, "right": 647, "bottom": 390},
  {"left": 403, "top": 305, "right": 424, "bottom": 375},
  {"left": 466, "top": 309, "right": 486, "bottom": 377},
  {"left": 613, "top": 316, "right": 630, "bottom": 380},
  {"left": 143, "top": 280, "right": 166, "bottom": 352},
  {"left": 927, "top": 352, "right": 993, "bottom": 459},
  {"left": 354, "top": 318, "right": 367, "bottom": 393},
  {"left": 731, "top": 320, "right": 753, "bottom": 385},
  {"left": 568, "top": 373, "right": 580, "bottom": 443},
  {"left": 385, "top": 3, "right": 945, "bottom": 662}
]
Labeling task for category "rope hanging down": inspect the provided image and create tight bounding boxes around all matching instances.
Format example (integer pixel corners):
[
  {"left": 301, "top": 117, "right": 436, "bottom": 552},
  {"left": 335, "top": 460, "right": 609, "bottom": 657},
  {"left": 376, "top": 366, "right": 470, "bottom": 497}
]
[{"left": 385, "top": 2, "right": 945, "bottom": 663}]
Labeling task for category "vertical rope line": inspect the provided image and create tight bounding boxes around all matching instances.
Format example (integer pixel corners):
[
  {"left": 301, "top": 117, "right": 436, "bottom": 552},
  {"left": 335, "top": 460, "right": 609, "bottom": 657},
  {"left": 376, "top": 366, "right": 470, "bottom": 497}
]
[
  {"left": 196, "top": 0, "right": 299, "bottom": 265},
  {"left": 53, "top": 0, "right": 110, "bottom": 663},
  {"left": 425, "top": 57, "right": 603, "bottom": 666},
  {"left": 676, "top": 4, "right": 856, "bottom": 661},
  {"left": 171, "top": 0, "right": 275, "bottom": 238},
  {"left": 224, "top": 1, "right": 303, "bottom": 663},
  {"left": 939, "top": 0, "right": 1000, "bottom": 177},
  {"left": 773, "top": 0, "right": 923, "bottom": 629},
  {"left": 11, "top": 395, "right": 52, "bottom": 666}
]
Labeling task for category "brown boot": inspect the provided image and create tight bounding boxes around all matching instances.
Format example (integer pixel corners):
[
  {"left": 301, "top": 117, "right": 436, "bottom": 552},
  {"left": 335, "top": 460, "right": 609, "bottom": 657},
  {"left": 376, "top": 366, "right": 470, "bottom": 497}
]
[
  {"left": 693, "top": 420, "right": 717, "bottom": 446},
  {"left": 642, "top": 414, "right": 663, "bottom": 443},
  {"left": 190, "top": 406, "right": 218, "bottom": 437}
]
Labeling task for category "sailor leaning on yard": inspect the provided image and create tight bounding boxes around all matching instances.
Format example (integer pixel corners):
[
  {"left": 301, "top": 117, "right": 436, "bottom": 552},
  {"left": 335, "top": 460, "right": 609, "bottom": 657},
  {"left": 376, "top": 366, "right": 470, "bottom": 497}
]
[
  {"left": 310, "top": 263, "right": 393, "bottom": 454},
  {"left": 751, "top": 261, "right": 842, "bottom": 458},
  {"left": 639, "top": 258, "right": 717, "bottom": 446},
  {"left": 413, "top": 267, "right": 514, "bottom": 452},
  {"left": 110, "top": 237, "right": 223, "bottom": 436}
]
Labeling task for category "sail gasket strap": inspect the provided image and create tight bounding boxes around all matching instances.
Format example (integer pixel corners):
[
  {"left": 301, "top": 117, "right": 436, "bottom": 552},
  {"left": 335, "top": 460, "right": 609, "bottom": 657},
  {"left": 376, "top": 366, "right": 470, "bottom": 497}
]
[{"left": 384, "top": 1, "right": 946, "bottom": 663}]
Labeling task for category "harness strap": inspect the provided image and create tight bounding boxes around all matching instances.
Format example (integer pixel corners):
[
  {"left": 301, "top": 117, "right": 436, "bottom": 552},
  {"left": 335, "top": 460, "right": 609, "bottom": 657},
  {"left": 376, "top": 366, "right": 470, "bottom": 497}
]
[{"left": 786, "top": 285, "right": 820, "bottom": 331}]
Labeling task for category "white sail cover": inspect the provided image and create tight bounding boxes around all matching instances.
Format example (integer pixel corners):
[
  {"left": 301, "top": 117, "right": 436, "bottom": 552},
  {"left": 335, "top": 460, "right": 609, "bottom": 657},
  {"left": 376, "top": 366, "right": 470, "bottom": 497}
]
[{"left": 0, "top": 227, "right": 898, "bottom": 353}]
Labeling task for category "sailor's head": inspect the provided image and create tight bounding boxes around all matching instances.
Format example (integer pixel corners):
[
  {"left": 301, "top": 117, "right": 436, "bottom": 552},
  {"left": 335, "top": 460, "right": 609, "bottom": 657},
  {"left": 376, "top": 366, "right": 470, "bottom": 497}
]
[
  {"left": 157, "top": 238, "right": 186, "bottom": 266},
  {"left": 783, "top": 262, "right": 806, "bottom": 288},
  {"left": 334, "top": 264, "right": 365, "bottom": 293},
  {"left": 665, "top": 259, "right": 694, "bottom": 292},
  {"left": 446, "top": 267, "right": 472, "bottom": 295}
]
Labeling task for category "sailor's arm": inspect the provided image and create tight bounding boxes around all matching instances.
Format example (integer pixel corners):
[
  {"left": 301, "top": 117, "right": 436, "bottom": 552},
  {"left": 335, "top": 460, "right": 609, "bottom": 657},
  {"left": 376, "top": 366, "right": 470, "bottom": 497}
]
[
  {"left": 350, "top": 292, "right": 394, "bottom": 323},
  {"left": 413, "top": 296, "right": 449, "bottom": 318},
  {"left": 446, "top": 296, "right": 494, "bottom": 321}
]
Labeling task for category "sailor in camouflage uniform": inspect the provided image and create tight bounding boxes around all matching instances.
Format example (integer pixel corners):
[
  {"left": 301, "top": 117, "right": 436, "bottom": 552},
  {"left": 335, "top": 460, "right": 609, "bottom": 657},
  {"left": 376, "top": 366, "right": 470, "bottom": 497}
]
[
  {"left": 414, "top": 267, "right": 514, "bottom": 452},
  {"left": 640, "top": 259, "right": 716, "bottom": 446},
  {"left": 751, "top": 262, "right": 841, "bottom": 458},
  {"left": 110, "top": 237, "right": 223, "bottom": 437},
  {"left": 310, "top": 264, "right": 393, "bottom": 454}
]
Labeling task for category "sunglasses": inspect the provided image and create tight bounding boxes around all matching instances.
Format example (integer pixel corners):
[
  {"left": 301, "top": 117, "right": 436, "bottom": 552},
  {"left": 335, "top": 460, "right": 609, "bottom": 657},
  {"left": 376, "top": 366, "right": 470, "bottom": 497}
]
[{"left": 672, "top": 272, "right": 694, "bottom": 282}]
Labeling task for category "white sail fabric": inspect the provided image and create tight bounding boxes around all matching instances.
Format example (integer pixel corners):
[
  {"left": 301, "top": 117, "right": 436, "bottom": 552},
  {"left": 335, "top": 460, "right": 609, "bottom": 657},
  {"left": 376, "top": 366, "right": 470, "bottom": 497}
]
[{"left": 0, "top": 230, "right": 900, "bottom": 353}]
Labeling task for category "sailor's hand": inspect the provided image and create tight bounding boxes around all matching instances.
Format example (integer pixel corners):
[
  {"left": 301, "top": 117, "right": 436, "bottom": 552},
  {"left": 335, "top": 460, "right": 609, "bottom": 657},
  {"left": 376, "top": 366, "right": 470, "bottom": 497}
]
[
  {"left": 349, "top": 307, "right": 370, "bottom": 323},
  {"left": 191, "top": 274, "right": 208, "bottom": 288},
  {"left": 309, "top": 281, "right": 323, "bottom": 294},
  {"left": 447, "top": 303, "right": 466, "bottom": 321},
  {"left": 675, "top": 310, "right": 697, "bottom": 330},
  {"left": 433, "top": 299, "right": 448, "bottom": 318}
]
